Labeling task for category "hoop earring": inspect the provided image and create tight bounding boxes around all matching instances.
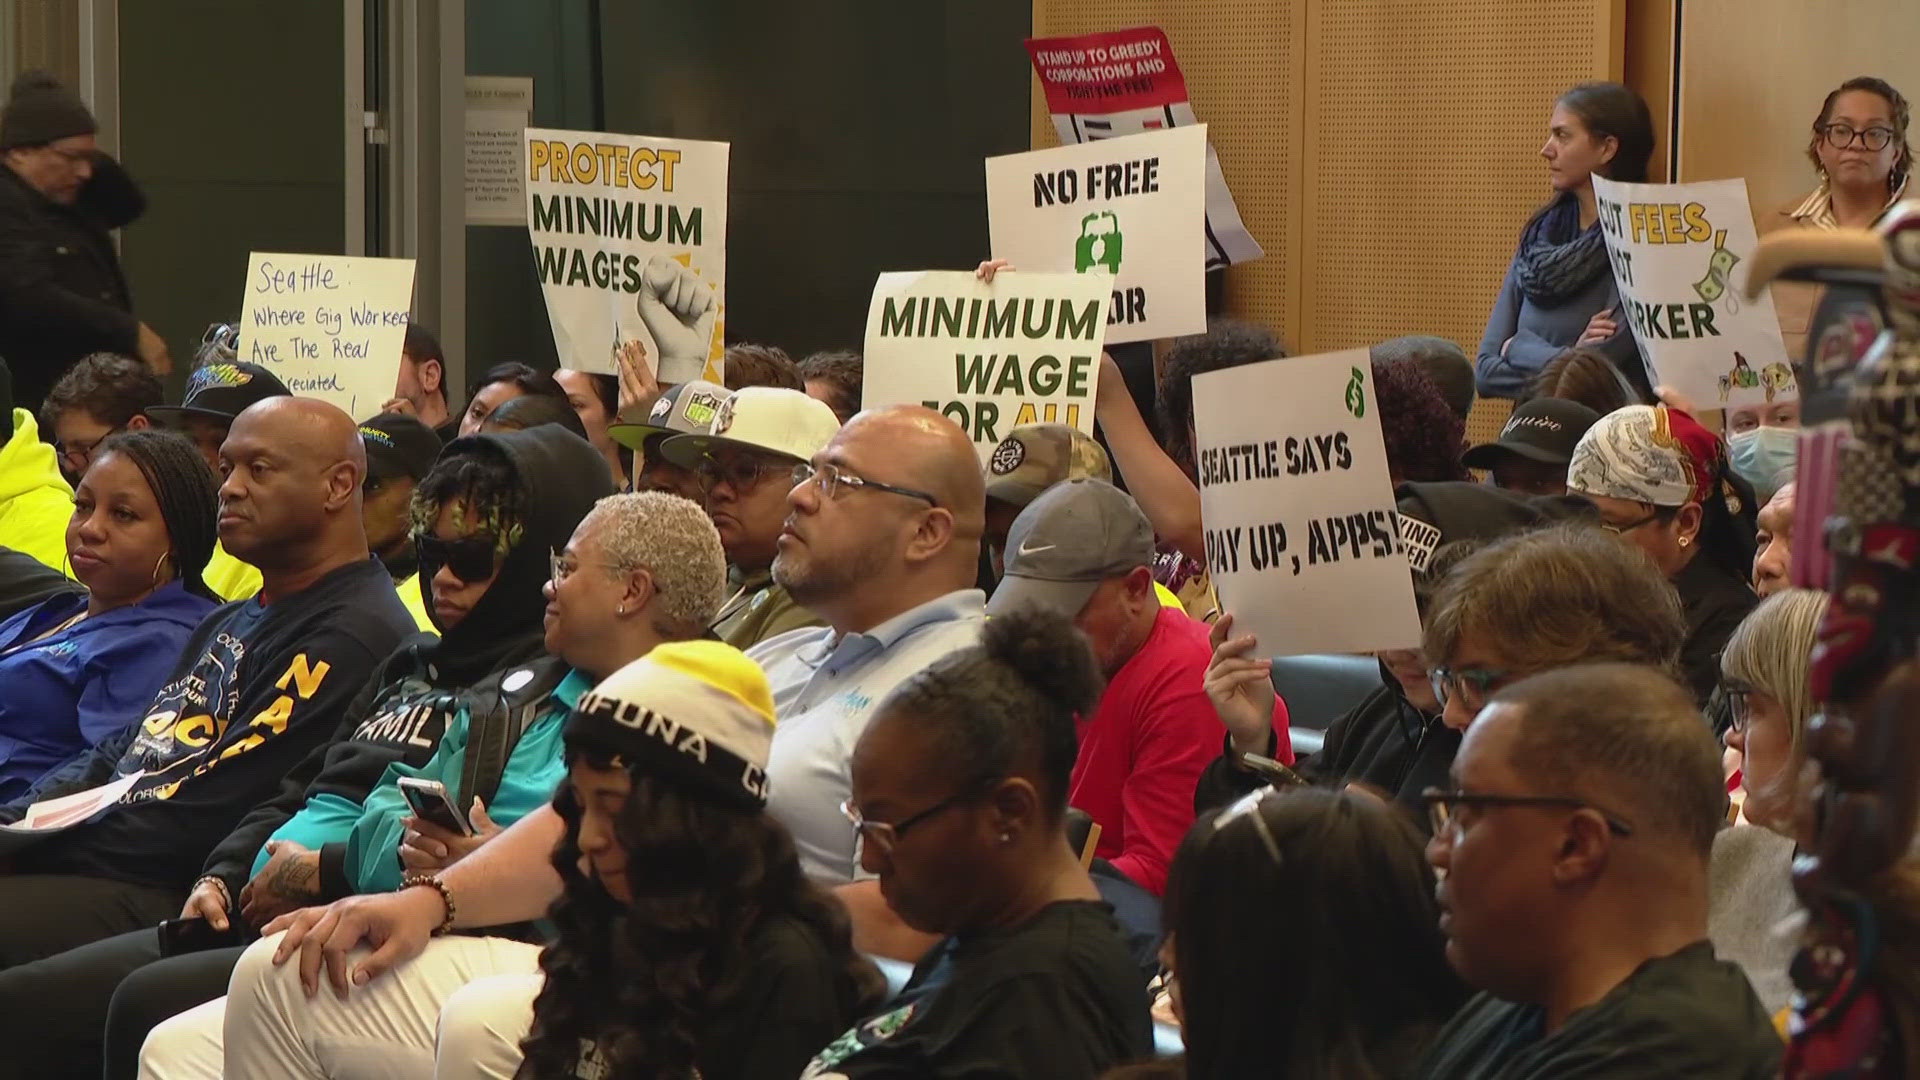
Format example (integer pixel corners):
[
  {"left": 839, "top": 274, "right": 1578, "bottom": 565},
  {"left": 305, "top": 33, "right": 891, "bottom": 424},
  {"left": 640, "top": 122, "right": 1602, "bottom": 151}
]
[{"left": 151, "top": 551, "right": 172, "bottom": 588}]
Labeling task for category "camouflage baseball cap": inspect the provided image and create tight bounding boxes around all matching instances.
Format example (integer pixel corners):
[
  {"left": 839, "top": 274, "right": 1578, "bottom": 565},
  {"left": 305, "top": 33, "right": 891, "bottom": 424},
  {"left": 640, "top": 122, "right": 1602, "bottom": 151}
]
[{"left": 984, "top": 423, "right": 1113, "bottom": 507}]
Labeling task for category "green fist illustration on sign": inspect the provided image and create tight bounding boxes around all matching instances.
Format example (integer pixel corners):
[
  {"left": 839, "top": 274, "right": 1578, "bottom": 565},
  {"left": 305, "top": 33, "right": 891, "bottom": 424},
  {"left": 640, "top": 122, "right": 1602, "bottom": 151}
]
[{"left": 1075, "top": 211, "right": 1123, "bottom": 274}]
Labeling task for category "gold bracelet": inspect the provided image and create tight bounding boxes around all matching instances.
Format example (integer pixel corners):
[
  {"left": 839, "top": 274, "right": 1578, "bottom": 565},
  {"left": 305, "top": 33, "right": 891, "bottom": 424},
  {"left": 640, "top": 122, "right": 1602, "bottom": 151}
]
[{"left": 399, "top": 872, "right": 456, "bottom": 936}]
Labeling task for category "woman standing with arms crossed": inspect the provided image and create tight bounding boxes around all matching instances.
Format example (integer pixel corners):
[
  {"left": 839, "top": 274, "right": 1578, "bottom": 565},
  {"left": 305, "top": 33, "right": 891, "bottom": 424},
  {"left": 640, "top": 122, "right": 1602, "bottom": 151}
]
[{"left": 1476, "top": 83, "right": 1656, "bottom": 400}]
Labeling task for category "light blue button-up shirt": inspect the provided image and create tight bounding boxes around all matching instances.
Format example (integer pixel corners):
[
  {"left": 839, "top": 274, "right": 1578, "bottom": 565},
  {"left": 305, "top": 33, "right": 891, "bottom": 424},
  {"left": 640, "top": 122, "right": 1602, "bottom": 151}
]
[{"left": 750, "top": 588, "right": 987, "bottom": 883}]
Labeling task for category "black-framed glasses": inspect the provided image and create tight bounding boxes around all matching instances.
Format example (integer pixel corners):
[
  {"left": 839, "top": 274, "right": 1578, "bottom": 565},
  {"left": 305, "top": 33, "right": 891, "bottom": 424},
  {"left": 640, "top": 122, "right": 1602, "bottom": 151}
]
[
  {"left": 840, "top": 788, "right": 979, "bottom": 856},
  {"left": 792, "top": 462, "right": 938, "bottom": 507},
  {"left": 1601, "top": 508, "right": 1662, "bottom": 535},
  {"left": 1722, "top": 681, "right": 1755, "bottom": 734},
  {"left": 696, "top": 454, "right": 791, "bottom": 492},
  {"left": 415, "top": 532, "right": 501, "bottom": 584},
  {"left": 1818, "top": 123, "right": 1896, "bottom": 152},
  {"left": 1429, "top": 666, "right": 1517, "bottom": 714},
  {"left": 57, "top": 428, "right": 122, "bottom": 470},
  {"left": 1422, "top": 787, "right": 1635, "bottom": 839}
]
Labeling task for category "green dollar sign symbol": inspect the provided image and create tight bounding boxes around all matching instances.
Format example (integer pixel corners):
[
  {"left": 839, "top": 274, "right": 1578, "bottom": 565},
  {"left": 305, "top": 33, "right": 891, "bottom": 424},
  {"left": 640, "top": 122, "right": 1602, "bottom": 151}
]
[{"left": 1345, "top": 367, "right": 1366, "bottom": 418}]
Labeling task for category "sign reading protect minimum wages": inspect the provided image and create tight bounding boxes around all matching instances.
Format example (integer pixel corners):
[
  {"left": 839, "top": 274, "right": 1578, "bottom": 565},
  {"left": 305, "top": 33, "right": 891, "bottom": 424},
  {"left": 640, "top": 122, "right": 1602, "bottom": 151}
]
[
  {"left": 862, "top": 270, "right": 1109, "bottom": 464},
  {"left": 987, "top": 126, "right": 1206, "bottom": 344},
  {"left": 1192, "top": 350, "right": 1421, "bottom": 658},
  {"left": 524, "top": 127, "right": 728, "bottom": 382},
  {"left": 1592, "top": 176, "right": 1795, "bottom": 409},
  {"left": 240, "top": 253, "right": 415, "bottom": 420}
]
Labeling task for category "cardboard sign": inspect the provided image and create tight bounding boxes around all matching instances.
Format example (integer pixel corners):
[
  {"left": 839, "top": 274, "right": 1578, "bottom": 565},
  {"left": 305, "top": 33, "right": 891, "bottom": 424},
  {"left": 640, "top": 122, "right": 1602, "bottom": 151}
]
[
  {"left": 862, "top": 270, "right": 1109, "bottom": 463},
  {"left": 240, "top": 253, "right": 416, "bottom": 419},
  {"left": 524, "top": 126, "right": 728, "bottom": 381},
  {"left": 1192, "top": 349, "right": 1421, "bottom": 658},
  {"left": 987, "top": 126, "right": 1207, "bottom": 344},
  {"left": 1592, "top": 176, "right": 1797, "bottom": 409},
  {"left": 1026, "top": 26, "right": 1263, "bottom": 270}
]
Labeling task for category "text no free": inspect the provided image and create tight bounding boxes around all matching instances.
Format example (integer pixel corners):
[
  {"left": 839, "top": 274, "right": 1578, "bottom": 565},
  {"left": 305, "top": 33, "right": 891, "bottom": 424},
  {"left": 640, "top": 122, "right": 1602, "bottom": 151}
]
[{"left": 1032, "top": 156, "right": 1161, "bottom": 207}]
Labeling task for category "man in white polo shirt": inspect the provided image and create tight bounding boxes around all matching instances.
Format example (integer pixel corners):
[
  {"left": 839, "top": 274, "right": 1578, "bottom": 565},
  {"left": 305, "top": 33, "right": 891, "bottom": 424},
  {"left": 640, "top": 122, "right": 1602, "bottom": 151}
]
[
  {"left": 659, "top": 386, "right": 842, "bottom": 649},
  {"left": 179, "top": 405, "right": 987, "bottom": 1079}
]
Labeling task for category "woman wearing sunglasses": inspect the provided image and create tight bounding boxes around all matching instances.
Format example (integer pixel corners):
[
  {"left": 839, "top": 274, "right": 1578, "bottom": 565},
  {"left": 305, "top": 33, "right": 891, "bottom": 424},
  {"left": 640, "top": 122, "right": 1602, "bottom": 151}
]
[
  {"left": 1111, "top": 787, "right": 1465, "bottom": 1080},
  {"left": 805, "top": 607, "right": 1153, "bottom": 1079},
  {"left": 1566, "top": 405, "right": 1758, "bottom": 705},
  {"left": 1763, "top": 77, "right": 1911, "bottom": 357}
]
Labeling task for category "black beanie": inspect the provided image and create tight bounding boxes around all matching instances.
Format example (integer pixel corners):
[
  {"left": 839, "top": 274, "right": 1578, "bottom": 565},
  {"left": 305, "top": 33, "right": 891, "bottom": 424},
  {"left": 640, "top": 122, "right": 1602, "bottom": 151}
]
[{"left": 0, "top": 71, "right": 96, "bottom": 150}]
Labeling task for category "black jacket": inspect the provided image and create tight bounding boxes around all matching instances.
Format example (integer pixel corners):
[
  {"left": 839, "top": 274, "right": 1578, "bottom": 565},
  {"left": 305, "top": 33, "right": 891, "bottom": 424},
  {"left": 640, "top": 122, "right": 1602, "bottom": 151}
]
[
  {"left": 0, "top": 161, "right": 140, "bottom": 412},
  {"left": 195, "top": 426, "right": 615, "bottom": 904},
  {"left": 1674, "top": 555, "right": 1758, "bottom": 707},
  {"left": 1194, "top": 666, "right": 1457, "bottom": 831}
]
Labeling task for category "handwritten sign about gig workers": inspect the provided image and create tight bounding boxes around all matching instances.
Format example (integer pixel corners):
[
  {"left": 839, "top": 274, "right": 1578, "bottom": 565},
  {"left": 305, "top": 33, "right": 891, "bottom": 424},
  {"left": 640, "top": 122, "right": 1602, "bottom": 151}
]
[
  {"left": 240, "top": 253, "right": 416, "bottom": 419},
  {"left": 862, "top": 270, "right": 1109, "bottom": 464},
  {"left": 987, "top": 125, "right": 1206, "bottom": 345},
  {"left": 525, "top": 127, "right": 729, "bottom": 382},
  {"left": 1192, "top": 349, "right": 1421, "bottom": 658},
  {"left": 1592, "top": 176, "right": 1795, "bottom": 410}
]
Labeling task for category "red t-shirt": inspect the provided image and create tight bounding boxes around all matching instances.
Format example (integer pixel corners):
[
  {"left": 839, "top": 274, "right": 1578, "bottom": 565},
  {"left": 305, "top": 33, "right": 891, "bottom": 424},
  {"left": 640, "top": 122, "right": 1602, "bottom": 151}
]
[{"left": 1068, "top": 606, "right": 1291, "bottom": 895}]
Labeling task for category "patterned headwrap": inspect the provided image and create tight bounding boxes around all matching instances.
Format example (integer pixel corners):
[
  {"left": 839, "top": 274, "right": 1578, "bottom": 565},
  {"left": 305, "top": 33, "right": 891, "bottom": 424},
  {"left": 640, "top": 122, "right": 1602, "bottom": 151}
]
[{"left": 1567, "top": 405, "right": 1724, "bottom": 507}]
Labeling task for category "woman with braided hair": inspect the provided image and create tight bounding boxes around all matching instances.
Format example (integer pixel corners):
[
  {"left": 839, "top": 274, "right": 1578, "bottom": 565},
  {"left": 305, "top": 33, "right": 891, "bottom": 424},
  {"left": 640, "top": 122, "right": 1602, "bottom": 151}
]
[{"left": 0, "top": 428, "right": 217, "bottom": 800}]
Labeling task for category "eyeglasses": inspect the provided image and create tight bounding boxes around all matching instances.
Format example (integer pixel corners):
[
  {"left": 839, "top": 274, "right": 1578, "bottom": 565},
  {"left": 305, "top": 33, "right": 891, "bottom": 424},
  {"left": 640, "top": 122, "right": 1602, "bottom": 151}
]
[
  {"left": 1428, "top": 666, "right": 1517, "bottom": 714},
  {"left": 200, "top": 322, "right": 241, "bottom": 349},
  {"left": 840, "top": 787, "right": 980, "bottom": 857},
  {"left": 57, "top": 428, "right": 122, "bottom": 470},
  {"left": 792, "top": 462, "right": 938, "bottom": 507},
  {"left": 1818, "top": 123, "right": 1896, "bottom": 152},
  {"left": 1722, "top": 682, "right": 1755, "bottom": 734},
  {"left": 1600, "top": 508, "right": 1662, "bottom": 535},
  {"left": 1422, "top": 787, "right": 1635, "bottom": 839},
  {"left": 696, "top": 454, "right": 791, "bottom": 492},
  {"left": 415, "top": 533, "right": 501, "bottom": 584},
  {"left": 1210, "top": 787, "right": 1284, "bottom": 864}
]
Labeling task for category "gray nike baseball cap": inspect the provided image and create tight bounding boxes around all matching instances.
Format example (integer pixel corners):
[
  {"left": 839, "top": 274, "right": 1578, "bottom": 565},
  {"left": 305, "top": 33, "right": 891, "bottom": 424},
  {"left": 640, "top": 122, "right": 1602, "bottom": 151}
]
[{"left": 988, "top": 478, "right": 1156, "bottom": 618}]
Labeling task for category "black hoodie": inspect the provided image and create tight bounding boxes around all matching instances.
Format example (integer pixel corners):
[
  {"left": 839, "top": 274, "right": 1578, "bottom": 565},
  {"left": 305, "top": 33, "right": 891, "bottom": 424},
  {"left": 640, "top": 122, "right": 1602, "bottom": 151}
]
[{"left": 197, "top": 426, "right": 615, "bottom": 901}]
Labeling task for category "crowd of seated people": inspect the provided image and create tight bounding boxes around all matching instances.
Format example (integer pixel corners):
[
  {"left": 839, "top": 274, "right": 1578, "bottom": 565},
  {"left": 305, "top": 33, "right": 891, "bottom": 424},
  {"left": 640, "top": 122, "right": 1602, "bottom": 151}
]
[{"left": 0, "top": 66, "right": 1909, "bottom": 1080}]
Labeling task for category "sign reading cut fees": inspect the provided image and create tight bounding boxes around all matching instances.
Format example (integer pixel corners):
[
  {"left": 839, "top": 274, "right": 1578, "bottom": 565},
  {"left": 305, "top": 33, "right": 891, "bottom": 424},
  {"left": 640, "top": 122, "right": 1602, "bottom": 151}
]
[
  {"left": 524, "top": 126, "right": 728, "bottom": 381},
  {"left": 862, "top": 270, "right": 1110, "bottom": 464},
  {"left": 1192, "top": 349, "right": 1421, "bottom": 658},
  {"left": 240, "top": 252, "right": 415, "bottom": 420},
  {"left": 1591, "top": 175, "right": 1795, "bottom": 409},
  {"left": 987, "top": 125, "right": 1207, "bottom": 344}
]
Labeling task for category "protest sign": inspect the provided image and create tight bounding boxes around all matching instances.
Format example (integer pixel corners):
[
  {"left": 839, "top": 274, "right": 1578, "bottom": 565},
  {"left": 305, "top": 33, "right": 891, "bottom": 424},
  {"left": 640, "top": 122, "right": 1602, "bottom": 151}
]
[
  {"left": 524, "top": 126, "right": 728, "bottom": 381},
  {"left": 862, "top": 270, "right": 1109, "bottom": 463},
  {"left": 986, "top": 126, "right": 1207, "bottom": 344},
  {"left": 1592, "top": 176, "right": 1796, "bottom": 409},
  {"left": 1192, "top": 349, "right": 1421, "bottom": 658},
  {"left": 1027, "top": 26, "right": 1262, "bottom": 270},
  {"left": 240, "top": 253, "right": 415, "bottom": 419},
  {"left": 465, "top": 76, "right": 532, "bottom": 226}
]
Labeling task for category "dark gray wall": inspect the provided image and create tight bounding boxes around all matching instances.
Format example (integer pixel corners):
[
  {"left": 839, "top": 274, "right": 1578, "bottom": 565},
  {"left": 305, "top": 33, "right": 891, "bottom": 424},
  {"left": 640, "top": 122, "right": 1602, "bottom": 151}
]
[
  {"left": 118, "top": 0, "right": 345, "bottom": 396},
  {"left": 598, "top": 1, "right": 1031, "bottom": 357}
]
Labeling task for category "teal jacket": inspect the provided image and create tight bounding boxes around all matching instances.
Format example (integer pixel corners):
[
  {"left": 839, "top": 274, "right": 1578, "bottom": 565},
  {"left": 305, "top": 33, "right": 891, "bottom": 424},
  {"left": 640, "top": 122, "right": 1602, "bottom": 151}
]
[{"left": 257, "top": 667, "right": 588, "bottom": 894}]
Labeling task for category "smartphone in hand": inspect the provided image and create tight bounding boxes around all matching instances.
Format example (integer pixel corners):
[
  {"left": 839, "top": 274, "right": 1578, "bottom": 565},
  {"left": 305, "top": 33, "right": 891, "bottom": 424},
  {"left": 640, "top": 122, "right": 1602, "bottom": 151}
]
[{"left": 397, "top": 777, "right": 474, "bottom": 836}]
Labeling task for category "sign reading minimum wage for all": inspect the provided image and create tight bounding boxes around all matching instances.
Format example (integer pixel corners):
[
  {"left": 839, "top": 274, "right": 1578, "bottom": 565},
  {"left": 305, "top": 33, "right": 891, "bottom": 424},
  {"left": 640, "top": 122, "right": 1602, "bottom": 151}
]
[
  {"left": 524, "top": 126, "right": 728, "bottom": 381},
  {"left": 986, "top": 125, "right": 1207, "bottom": 345},
  {"left": 862, "top": 269, "right": 1110, "bottom": 464},
  {"left": 1592, "top": 175, "right": 1796, "bottom": 410},
  {"left": 1027, "top": 26, "right": 1262, "bottom": 271},
  {"left": 1192, "top": 349, "right": 1421, "bottom": 658},
  {"left": 240, "top": 252, "right": 416, "bottom": 420}
]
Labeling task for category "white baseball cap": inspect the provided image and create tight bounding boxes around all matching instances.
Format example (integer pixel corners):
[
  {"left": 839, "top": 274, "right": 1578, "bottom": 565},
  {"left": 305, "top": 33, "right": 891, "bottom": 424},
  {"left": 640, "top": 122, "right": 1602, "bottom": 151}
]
[{"left": 658, "top": 386, "right": 841, "bottom": 468}]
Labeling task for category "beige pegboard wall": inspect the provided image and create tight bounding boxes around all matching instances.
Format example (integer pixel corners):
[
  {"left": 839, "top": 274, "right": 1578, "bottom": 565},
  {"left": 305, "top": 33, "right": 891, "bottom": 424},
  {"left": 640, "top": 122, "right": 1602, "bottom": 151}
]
[
  {"left": 1032, "top": 0, "right": 1626, "bottom": 449},
  {"left": 1030, "top": 2, "right": 1307, "bottom": 359}
]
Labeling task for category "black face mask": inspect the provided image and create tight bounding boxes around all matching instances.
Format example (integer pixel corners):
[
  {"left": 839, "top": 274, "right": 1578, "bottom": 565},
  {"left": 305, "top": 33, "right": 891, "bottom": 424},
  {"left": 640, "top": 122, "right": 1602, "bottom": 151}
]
[{"left": 413, "top": 532, "right": 501, "bottom": 585}]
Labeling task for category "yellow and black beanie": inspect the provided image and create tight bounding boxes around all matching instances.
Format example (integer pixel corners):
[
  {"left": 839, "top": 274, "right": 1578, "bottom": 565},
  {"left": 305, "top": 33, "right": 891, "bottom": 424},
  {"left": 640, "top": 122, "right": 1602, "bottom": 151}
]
[{"left": 564, "top": 641, "right": 777, "bottom": 808}]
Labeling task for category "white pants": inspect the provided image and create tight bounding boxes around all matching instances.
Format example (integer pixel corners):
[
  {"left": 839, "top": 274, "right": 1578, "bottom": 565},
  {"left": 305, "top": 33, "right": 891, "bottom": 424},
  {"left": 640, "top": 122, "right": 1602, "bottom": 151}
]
[{"left": 137, "top": 932, "right": 543, "bottom": 1080}]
